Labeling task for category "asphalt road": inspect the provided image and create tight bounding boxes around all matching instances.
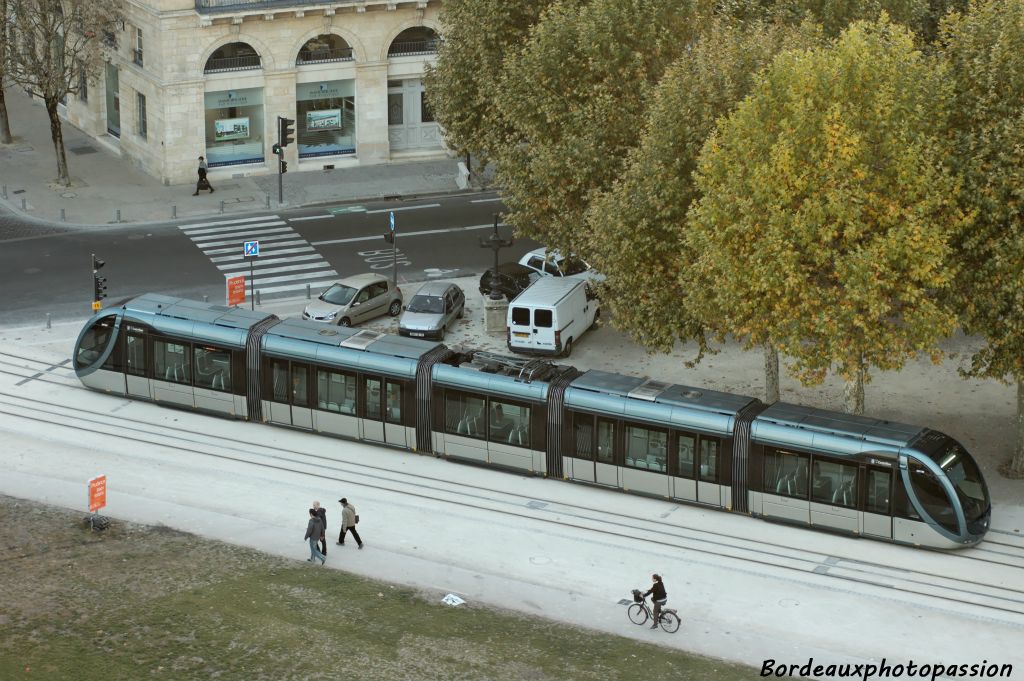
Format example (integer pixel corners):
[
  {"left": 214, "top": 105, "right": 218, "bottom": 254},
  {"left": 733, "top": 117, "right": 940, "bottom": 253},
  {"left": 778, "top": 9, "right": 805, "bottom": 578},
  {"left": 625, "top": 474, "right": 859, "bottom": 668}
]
[{"left": 0, "top": 191, "right": 537, "bottom": 327}]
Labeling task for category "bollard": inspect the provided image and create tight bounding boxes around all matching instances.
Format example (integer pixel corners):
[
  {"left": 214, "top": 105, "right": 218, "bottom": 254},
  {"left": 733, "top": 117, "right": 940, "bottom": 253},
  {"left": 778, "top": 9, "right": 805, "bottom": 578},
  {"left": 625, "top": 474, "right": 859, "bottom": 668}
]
[
  {"left": 306, "top": 283, "right": 311, "bottom": 299},
  {"left": 219, "top": 200, "right": 225, "bottom": 214},
  {"left": 115, "top": 209, "right": 121, "bottom": 223},
  {"left": 266, "top": 194, "right": 271, "bottom": 209},
  {"left": 60, "top": 208, "right": 66, "bottom": 222},
  {"left": 203, "top": 295, "right": 208, "bottom": 303},
  {"left": 21, "top": 197, "right": 27, "bottom": 210},
  {"left": 46, "top": 313, "right": 51, "bottom": 330},
  {"left": 2, "top": 185, "right": 7, "bottom": 199},
  {"left": 172, "top": 205, "right": 177, "bottom": 219},
  {"left": 255, "top": 290, "right": 261, "bottom": 307}
]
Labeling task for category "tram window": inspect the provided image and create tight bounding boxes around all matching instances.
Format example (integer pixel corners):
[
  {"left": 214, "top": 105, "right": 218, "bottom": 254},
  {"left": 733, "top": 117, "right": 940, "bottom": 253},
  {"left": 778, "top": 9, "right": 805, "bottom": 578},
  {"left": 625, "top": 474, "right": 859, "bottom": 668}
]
[
  {"left": 385, "top": 382, "right": 401, "bottom": 423},
  {"left": 489, "top": 399, "right": 529, "bottom": 447},
  {"left": 125, "top": 334, "right": 146, "bottom": 377},
  {"left": 195, "top": 346, "right": 231, "bottom": 392},
  {"left": 764, "top": 449, "right": 808, "bottom": 499},
  {"left": 699, "top": 438, "right": 719, "bottom": 482},
  {"left": 908, "top": 460, "right": 957, "bottom": 533},
  {"left": 292, "top": 365, "right": 309, "bottom": 407},
  {"left": 316, "top": 368, "right": 357, "bottom": 415},
  {"left": 573, "top": 413, "right": 594, "bottom": 459},
  {"left": 444, "top": 390, "right": 486, "bottom": 439},
  {"left": 153, "top": 340, "right": 191, "bottom": 386},
  {"left": 811, "top": 459, "right": 857, "bottom": 508},
  {"left": 866, "top": 468, "right": 891, "bottom": 515},
  {"left": 626, "top": 425, "right": 667, "bottom": 472},
  {"left": 364, "top": 377, "right": 382, "bottom": 420},
  {"left": 270, "top": 360, "right": 289, "bottom": 402},
  {"left": 676, "top": 434, "right": 695, "bottom": 478},
  {"left": 75, "top": 317, "right": 115, "bottom": 369},
  {"left": 597, "top": 419, "right": 616, "bottom": 464}
]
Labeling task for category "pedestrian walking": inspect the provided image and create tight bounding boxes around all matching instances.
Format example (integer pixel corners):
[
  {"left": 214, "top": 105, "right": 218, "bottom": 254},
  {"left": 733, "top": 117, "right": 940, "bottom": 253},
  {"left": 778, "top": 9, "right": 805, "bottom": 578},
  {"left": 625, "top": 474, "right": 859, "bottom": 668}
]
[
  {"left": 312, "top": 500, "right": 327, "bottom": 556},
  {"left": 304, "top": 508, "right": 326, "bottom": 565},
  {"left": 336, "top": 497, "right": 363, "bottom": 549},
  {"left": 193, "top": 156, "right": 214, "bottom": 195}
]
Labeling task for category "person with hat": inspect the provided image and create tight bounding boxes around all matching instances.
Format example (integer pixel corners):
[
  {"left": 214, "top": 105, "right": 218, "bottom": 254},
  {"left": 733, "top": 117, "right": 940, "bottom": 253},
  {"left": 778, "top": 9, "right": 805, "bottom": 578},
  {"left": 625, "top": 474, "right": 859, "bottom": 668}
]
[{"left": 337, "top": 498, "right": 363, "bottom": 549}]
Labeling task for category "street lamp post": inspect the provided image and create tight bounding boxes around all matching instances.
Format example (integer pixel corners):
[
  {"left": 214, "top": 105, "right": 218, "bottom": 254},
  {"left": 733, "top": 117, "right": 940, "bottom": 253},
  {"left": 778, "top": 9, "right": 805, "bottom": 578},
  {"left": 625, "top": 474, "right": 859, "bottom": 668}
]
[{"left": 479, "top": 212, "right": 513, "bottom": 300}]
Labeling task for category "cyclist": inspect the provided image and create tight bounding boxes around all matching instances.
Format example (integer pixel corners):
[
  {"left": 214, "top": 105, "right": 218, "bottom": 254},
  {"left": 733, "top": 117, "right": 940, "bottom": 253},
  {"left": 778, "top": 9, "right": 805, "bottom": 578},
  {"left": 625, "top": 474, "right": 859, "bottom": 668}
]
[{"left": 644, "top": 574, "right": 667, "bottom": 629}]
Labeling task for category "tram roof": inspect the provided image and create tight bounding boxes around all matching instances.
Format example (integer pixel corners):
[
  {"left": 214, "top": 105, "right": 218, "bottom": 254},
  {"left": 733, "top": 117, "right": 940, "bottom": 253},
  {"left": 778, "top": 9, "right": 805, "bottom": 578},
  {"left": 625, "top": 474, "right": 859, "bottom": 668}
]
[
  {"left": 122, "top": 294, "right": 274, "bottom": 330},
  {"left": 568, "top": 370, "right": 757, "bottom": 415},
  {"left": 264, "top": 320, "right": 443, "bottom": 359},
  {"left": 753, "top": 402, "right": 923, "bottom": 452}
]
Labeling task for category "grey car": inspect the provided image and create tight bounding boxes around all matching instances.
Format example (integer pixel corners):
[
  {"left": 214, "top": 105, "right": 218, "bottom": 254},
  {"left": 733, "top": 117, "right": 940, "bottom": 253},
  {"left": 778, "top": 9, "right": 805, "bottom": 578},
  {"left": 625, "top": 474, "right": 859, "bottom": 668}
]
[
  {"left": 398, "top": 281, "right": 465, "bottom": 340},
  {"left": 302, "top": 273, "right": 403, "bottom": 326}
]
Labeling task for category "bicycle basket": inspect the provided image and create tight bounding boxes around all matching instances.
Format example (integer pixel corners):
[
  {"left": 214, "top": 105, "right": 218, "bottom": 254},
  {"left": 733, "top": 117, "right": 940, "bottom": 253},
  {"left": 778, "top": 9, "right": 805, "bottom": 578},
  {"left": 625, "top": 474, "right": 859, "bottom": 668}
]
[{"left": 631, "top": 589, "right": 643, "bottom": 603}]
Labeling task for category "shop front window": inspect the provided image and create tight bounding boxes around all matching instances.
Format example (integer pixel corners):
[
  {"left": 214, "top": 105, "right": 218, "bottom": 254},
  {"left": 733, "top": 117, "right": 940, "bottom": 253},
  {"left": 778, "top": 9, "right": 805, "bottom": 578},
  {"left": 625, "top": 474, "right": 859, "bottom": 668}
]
[
  {"left": 203, "top": 87, "right": 265, "bottom": 167},
  {"left": 296, "top": 80, "right": 356, "bottom": 158}
]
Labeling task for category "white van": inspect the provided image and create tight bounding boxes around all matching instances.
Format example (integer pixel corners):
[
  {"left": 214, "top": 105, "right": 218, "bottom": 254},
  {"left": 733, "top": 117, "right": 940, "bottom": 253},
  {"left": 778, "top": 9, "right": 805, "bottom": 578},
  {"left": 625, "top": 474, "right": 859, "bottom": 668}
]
[{"left": 506, "top": 277, "right": 599, "bottom": 357}]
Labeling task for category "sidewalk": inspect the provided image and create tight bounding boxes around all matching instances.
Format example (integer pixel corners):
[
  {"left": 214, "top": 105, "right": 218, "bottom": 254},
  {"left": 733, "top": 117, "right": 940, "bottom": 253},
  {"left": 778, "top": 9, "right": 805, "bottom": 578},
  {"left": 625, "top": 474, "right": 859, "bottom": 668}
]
[{"left": 0, "top": 84, "right": 467, "bottom": 227}]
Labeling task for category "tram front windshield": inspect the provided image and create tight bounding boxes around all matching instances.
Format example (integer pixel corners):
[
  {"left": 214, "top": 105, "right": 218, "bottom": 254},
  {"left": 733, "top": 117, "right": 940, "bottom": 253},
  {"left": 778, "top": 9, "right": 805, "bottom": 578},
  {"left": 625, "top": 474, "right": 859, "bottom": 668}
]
[
  {"left": 923, "top": 436, "right": 990, "bottom": 533},
  {"left": 75, "top": 315, "right": 115, "bottom": 370}
]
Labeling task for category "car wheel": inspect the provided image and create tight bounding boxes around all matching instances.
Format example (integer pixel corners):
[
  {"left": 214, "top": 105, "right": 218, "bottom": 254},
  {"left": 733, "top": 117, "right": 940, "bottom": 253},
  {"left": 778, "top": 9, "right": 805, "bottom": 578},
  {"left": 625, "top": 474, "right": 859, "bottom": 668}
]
[
  {"left": 339, "top": 317, "right": 351, "bottom": 327},
  {"left": 457, "top": 305, "right": 464, "bottom": 319},
  {"left": 562, "top": 338, "right": 573, "bottom": 358},
  {"left": 388, "top": 300, "right": 401, "bottom": 317}
]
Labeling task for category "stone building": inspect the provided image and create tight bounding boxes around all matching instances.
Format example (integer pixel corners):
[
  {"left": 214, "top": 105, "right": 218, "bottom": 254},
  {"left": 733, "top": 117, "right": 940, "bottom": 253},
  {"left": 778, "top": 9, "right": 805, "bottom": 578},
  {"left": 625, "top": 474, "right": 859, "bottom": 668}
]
[{"left": 64, "top": 0, "right": 446, "bottom": 185}]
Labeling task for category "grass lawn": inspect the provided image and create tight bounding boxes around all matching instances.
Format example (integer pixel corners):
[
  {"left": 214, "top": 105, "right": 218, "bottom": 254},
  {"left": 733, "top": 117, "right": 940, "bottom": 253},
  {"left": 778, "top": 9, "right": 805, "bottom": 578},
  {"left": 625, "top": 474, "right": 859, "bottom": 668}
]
[{"left": 0, "top": 495, "right": 753, "bottom": 680}]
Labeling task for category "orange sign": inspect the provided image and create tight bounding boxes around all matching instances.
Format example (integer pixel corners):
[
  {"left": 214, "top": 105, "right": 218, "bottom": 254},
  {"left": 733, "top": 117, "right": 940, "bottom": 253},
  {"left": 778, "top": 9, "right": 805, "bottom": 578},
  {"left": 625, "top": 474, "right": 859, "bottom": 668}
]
[
  {"left": 91, "top": 301, "right": 102, "bottom": 311},
  {"left": 88, "top": 475, "right": 107, "bottom": 513},
  {"left": 226, "top": 275, "right": 246, "bottom": 306}
]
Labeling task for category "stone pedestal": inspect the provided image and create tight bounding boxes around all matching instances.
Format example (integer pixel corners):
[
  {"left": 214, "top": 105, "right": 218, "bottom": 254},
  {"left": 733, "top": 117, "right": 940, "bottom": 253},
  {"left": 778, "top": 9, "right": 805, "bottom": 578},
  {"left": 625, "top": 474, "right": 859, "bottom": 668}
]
[{"left": 482, "top": 295, "right": 509, "bottom": 336}]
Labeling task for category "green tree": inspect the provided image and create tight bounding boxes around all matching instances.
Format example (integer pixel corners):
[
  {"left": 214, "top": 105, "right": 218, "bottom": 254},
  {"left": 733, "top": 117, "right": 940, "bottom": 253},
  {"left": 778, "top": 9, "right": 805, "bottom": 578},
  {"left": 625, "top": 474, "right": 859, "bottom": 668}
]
[
  {"left": 717, "top": 0, "right": 930, "bottom": 37},
  {"left": 424, "top": 0, "right": 558, "bottom": 169},
  {"left": 585, "top": 18, "right": 820, "bottom": 399},
  {"left": 687, "top": 18, "right": 967, "bottom": 414},
  {"left": 6, "top": 0, "right": 121, "bottom": 186},
  {"left": 494, "top": 0, "right": 708, "bottom": 256},
  {"left": 941, "top": 0, "right": 1024, "bottom": 476}
]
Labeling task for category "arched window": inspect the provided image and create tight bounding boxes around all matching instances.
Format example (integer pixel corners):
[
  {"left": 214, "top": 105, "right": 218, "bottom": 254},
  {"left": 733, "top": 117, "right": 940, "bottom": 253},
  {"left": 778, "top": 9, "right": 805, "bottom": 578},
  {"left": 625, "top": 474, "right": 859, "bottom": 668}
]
[
  {"left": 205, "top": 42, "right": 261, "bottom": 74},
  {"left": 297, "top": 35, "right": 353, "bottom": 65},
  {"left": 388, "top": 27, "right": 439, "bottom": 57}
]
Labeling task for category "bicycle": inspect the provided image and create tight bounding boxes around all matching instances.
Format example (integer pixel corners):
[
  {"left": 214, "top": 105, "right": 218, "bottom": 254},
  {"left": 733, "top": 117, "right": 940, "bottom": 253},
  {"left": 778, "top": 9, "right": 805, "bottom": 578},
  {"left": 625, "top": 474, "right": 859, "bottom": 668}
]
[{"left": 627, "top": 589, "right": 681, "bottom": 633}]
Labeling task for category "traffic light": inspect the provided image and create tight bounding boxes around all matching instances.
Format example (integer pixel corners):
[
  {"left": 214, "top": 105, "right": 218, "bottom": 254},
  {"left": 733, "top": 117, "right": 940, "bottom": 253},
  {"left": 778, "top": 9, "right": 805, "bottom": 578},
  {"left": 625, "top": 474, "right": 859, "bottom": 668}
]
[
  {"left": 278, "top": 117, "right": 295, "bottom": 147},
  {"left": 384, "top": 231, "right": 394, "bottom": 244},
  {"left": 92, "top": 254, "right": 107, "bottom": 303},
  {"left": 280, "top": 160, "right": 288, "bottom": 174},
  {"left": 272, "top": 143, "right": 282, "bottom": 156}
]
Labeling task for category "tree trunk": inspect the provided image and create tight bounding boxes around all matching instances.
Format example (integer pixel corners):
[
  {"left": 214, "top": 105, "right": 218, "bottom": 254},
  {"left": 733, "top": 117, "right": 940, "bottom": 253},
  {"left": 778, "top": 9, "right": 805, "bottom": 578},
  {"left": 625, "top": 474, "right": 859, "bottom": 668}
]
[
  {"left": 763, "top": 342, "right": 779, "bottom": 404},
  {"left": 44, "top": 96, "right": 69, "bottom": 186},
  {"left": 843, "top": 357, "right": 866, "bottom": 415},
  {"left": 0, "top": 86, "right": 12, "bottom": 144},
  {"left": 1010, "top": 380, "right": 1024, "bottom": 476}
]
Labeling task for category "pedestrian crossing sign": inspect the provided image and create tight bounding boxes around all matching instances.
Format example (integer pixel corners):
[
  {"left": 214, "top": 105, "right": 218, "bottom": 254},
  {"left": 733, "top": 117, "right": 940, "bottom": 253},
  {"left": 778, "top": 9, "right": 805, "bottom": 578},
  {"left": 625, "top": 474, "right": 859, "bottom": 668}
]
[{"left": 244, "top": 240, "right": 260, "bottom": 257}]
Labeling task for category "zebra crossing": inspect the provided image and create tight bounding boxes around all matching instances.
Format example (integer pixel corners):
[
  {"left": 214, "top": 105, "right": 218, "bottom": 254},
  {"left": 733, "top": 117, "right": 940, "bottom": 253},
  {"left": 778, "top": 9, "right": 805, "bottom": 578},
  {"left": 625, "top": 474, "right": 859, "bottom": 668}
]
[{"left": 179, "top": 215, "right": 338, "bottom": 299}]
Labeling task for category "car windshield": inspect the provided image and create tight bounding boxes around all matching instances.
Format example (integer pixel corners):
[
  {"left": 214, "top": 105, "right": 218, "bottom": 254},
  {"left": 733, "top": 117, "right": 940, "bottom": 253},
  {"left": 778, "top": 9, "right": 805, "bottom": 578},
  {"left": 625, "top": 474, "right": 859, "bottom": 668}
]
[
  {"left": 320, "top": 284, "right": 357, "bottom": 305},
  {"left": 407, "top": 295, "right": 443, "bottom": 314},
  {"left": 559, "top": 256, "right": 589, "bottom": 276}
]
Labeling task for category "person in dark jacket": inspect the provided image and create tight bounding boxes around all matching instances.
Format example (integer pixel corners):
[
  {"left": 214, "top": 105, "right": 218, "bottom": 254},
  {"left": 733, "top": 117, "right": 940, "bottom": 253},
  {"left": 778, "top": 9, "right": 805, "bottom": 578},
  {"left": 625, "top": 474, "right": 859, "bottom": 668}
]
[
  {"left": 304, "top": 508, "right": 326, "bottom": 565},
  {"left": 644, "top": 574, "right": 667, "bottom": 629},
  {"left": 193, "top": 156, "right": 214, "bottom": 195},
  {"left": 312, "top": 501, "right": 327, "bottom": 556}
]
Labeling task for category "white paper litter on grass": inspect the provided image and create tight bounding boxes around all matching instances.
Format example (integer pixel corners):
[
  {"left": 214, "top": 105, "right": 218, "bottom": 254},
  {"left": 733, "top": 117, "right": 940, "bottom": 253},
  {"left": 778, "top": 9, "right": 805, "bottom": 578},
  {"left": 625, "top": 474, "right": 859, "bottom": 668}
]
[{"left": 441, "top": 593, "right": 466, "bottom": 606}]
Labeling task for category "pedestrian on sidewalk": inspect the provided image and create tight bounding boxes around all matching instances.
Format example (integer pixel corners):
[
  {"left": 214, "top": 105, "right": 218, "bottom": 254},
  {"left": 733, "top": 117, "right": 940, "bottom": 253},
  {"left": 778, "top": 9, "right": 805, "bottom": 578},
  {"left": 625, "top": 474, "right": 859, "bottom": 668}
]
[
  {"left": 312, "top": 500, "right": 327, "bottom": 556},
  {"left": 193, "top": 156, "right": 214, "bottom": 195},
  {"left": 304, "top": 508, "right": 326, "bottom": 565},
  {"left": 337, "top": 497, "right": 363, "bottom": 549}
]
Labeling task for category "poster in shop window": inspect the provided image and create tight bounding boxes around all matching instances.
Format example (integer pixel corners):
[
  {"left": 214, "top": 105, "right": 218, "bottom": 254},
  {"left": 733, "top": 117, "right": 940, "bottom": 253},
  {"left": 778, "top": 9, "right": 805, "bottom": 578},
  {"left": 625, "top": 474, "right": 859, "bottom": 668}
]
[
  {"left": 306, "top": 109, "right": 342, "bottom": 131},
  {"left": 214, "top": 117, "right": 251, "bottom": 141}
]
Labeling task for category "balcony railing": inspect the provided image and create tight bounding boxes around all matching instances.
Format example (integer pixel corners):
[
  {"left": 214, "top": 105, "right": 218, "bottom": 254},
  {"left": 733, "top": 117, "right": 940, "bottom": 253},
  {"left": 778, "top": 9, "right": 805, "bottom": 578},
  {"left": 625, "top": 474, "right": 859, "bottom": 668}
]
[
  {"left": 204, "top": 54, "right": 262, "bottom": 73},
  {"left": 197, "top": 0, "right": 344, "bottom": 9},
  {"left": 296, "top": 47, "right": 354, "bottom": 65},
  {"left": 388, "top": 40, "right": 439, "bottom": 57}
]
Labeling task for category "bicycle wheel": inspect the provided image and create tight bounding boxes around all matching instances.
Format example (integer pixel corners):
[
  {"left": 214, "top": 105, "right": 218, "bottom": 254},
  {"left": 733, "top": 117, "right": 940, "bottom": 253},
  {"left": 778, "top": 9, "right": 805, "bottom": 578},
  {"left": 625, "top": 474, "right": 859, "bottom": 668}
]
[
  {"left": 660, "top": 611, "right": 681, "bottom": 633},
  {"left": 627, "top": 603, "right": 649, "bottom": 626}
]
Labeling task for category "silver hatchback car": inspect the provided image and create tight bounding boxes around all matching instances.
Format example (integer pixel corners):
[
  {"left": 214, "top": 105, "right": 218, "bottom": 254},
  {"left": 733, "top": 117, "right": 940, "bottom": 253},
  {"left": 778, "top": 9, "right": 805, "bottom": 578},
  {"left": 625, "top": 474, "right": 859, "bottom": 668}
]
[
  {"left": 398, "top": 281, "right": 465, "bottom": 340},
  {"left": 302, "top": 273, "right": 403, "bottom": 326}
]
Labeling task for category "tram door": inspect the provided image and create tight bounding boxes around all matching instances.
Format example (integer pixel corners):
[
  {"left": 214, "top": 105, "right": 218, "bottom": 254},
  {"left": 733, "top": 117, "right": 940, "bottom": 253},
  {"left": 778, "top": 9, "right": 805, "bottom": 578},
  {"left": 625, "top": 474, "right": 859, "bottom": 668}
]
[
  {"left": 862, "top": 466, "right": 893, "bottom": 539},
  {"left": 124, "top": 330, "right": 149, "bottom": 399},
  {"left": 290, "top": 363, "right": 312, "bottom": 430},
  {"left": 360, "top": 375, "right": 385, "bottom": 443}
]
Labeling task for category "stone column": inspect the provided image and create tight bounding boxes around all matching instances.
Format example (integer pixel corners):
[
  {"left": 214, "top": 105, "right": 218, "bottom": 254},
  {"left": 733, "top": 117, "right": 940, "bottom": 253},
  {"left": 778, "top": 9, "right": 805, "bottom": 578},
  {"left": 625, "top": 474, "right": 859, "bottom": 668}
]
[{"left": 355, "top": 61, "right": 390, "bottom": 164}]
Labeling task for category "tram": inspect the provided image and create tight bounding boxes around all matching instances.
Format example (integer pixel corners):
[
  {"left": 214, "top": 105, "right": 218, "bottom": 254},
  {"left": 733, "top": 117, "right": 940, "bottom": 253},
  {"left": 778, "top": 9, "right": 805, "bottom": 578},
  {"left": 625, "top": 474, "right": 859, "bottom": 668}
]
[{"left": 73, "top": 294, "right": 991, "bottom": 549}]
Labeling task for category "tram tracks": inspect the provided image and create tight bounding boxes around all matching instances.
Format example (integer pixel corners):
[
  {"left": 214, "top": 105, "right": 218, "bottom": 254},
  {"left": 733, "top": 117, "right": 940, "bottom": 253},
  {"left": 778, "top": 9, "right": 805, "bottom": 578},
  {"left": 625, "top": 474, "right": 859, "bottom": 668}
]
[{"left": 1, "top": 352, "right": 1023, "bottom": 622}]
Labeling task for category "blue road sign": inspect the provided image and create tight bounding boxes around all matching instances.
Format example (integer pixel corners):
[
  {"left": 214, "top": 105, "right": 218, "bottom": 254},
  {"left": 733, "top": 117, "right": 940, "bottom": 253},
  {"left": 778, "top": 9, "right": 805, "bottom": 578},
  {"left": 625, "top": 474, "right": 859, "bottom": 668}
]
[
  {"left": 244, "top": 240, "right": 260, "bottom": 257},
  {"left": 389, "top": 211, "right": 395, "bottom": 231}
]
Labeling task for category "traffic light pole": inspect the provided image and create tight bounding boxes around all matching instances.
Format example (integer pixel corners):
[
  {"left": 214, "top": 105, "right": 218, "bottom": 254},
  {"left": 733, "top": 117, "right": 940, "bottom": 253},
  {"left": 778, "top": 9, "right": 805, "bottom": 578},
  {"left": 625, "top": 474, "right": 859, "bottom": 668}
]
[{"left": 277, "top": 148, "right": 283, "bottom": 206}]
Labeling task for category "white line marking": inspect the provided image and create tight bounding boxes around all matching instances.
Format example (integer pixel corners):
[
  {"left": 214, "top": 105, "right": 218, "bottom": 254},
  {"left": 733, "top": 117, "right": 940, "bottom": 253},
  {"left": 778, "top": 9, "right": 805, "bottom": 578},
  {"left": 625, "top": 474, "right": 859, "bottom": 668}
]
[
  {"left": 238, "top": 262, "right": 336, "bottom": 277},
  {"left": 203, "top": 239, "right": 310, "bottom": 255},
  {"left": 311, "top": 223, "right": 492, "bottom": 246},
  {"left": 255, "top": 279, "right": 340, "bottom": 295},
  {"left": 470, "top": 197, "right": 503, "bottom": 203},
  {"left": 253, "top": 271, "right": 339, "bottom": 286},
  {"left": 210, "top": 246, "right": 315, "bottom": 262},
  {"left": 181, "top": 220, "right": 286, "bottom": 236},
  {"left": 178, "top": 215, "right": 279, "bottom": 229},
  {"left": 216, "top": 253, "right": 324, "bottom": 270},
  {"left": 192, "top": 228, "right": 296, "bottom": 247},
  {"left": 289, "top": 214, "right": 334, "bottom": 222},
  {"left": 364, "top": 203, "right": 441, "bottom": 214}
]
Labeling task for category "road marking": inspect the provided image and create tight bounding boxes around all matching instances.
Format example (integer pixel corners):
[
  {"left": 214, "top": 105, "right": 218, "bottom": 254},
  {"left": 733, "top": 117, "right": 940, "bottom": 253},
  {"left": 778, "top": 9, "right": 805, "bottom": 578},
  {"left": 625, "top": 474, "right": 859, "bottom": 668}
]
[
  {"left": 328, "top": 206, "right": 367, "bottom": 215},
  {"left": 289, "top": 214, "right": 335, "bottom": 222},
  {"left": 190, "top": 227, "right": 294, "bottom": 244},
  {"left": 209, "top": 245, "right": 315, "bottom": 262},
  {"left": 178, "top": 215, "right": 280, "bottom": 229},
  {"left": 204, "top": 239, "right": 309, "bottom": 256},
  {"left": 365, "top": 203, "right": 441, "bottom": 214},
  {"left": 179, "top": 220, "right": 286, "bottom": 236},
  {"left": 311, "top": 223, "right": 492, "bottom": 246},
  {"left": 470, "top": 197, "right": 503, "bottom": 203}
]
